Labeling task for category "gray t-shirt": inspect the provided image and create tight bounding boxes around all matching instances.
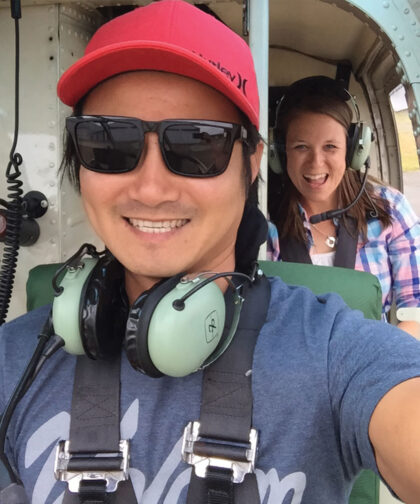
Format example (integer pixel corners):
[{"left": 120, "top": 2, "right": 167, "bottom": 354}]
[{"left": 1, "top": 277, "right": 420, "bottom": 504}]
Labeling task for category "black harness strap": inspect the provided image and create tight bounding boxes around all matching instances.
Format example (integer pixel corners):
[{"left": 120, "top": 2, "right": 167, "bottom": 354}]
[
  {"left": 186, "top": 275, "right": 271, "bottom": 504},
  {"left": 62, "top": 356, "right": 137, "bottom": 504},
  {"left": 280, "top": 217, "right": 358, "bottom": 269}
]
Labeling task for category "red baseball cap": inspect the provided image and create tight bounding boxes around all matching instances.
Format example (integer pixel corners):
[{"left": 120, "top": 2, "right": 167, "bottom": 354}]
[{"left": 57, "top": 0, "right": 259, "bottom": 128}]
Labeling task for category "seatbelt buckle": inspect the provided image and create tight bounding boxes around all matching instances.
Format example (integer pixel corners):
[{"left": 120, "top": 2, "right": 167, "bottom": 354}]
[
  {"left": 181, "top": 421, "right": 258, "bottom": 483},
  {"left": 54, "top": 439, "right": 130, "bottom": 493}
]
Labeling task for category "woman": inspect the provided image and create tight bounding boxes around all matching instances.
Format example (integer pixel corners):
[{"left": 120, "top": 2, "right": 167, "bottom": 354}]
[{"left": 267, "top": 76, "right": 420, "bottom": 337}]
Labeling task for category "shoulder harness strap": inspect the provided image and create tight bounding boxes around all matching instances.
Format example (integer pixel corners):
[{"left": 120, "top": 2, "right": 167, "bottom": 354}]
[
  {"left": 185, "top": 274, "right": 271, "bottom": 504},
  {"left": 280, "top": 216, "right": 358, "bottom": 269},
  {"left": 59, "top": 356, "right": 136, "bottom": 504}
]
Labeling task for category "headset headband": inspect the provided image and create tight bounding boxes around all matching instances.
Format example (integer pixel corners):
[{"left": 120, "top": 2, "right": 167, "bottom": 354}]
[{"left": 276, "top": 75, "right": 360, "bottom": 125}]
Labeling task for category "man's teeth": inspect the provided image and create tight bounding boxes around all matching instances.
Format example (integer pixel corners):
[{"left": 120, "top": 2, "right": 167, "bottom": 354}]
[{"left": 128, "top": 218, "right": 188, "bottom": 233}]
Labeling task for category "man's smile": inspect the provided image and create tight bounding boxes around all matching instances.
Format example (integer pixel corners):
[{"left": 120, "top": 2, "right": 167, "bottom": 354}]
[{"left": 127, "top": 218, "right": 189, "bottom": 233}]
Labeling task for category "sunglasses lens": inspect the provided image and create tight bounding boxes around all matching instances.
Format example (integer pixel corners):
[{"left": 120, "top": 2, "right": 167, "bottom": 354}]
[
  {"left": 163, "top": 123, "right": 235, "bottom": 177},
  {"left": 75, "top": 119, "right": 142, "bottom": 173}
]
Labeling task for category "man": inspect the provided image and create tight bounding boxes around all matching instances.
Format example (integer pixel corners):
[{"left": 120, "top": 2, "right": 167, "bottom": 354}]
[{"left": 1, "top": 1, "right": 420, "bottom": 503}]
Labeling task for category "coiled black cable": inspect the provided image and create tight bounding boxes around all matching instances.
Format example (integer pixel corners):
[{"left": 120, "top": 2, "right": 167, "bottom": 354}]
[{"left": 0, "top": 16, "right": 24, "bottom": 325}]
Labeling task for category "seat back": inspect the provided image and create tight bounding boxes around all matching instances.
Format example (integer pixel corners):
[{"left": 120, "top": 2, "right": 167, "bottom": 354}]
[
  {"left": 259, "top": 260, "right": 382, "bottom": 320},
  {"left": 26, "top": 263, "right": 64, "bottom": 312},
  {"left": 27, "top": 260, "right": 382, "bottom": 319}
]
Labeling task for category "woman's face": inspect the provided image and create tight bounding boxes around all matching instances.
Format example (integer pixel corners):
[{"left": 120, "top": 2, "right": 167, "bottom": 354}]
[{"left": 285, "top": 111, "right": 347, "bottom": 213}]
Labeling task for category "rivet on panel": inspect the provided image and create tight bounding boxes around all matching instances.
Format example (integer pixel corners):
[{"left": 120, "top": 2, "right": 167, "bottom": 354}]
[
  {"left": 399, "top": 35, "right": 405, "bottom": 41},
  {"left": 382, "top": 1, "right": 390, "bottom": 7},
  {"left": 392, "top": 25, "right": 398, "bottom": 31},
  {"left": 49, "top": 180, "right": 56, "bottom": 187},
  {"left": 49, "top": 142, "right": 56, "bottom": 151},
  {"left": 403, "top": 8, "right": 410, "bottom": 15},
  {"left": 49, "top": 162, "right": 55, "bottom": 168},
  {"left": 405, "top": 51, "right": 412, "bottom": 57}
]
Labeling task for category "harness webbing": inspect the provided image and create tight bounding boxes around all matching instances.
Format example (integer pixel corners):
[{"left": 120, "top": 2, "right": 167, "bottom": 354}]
[
  {"left": 280, "top": 216, "right": 358, "bottom": 269},
  {"left": 186, "top": 276, "right": 270, "bottom": 504},
  {"left": 62, "top": 357, "right": 137, "bottom": 504}
]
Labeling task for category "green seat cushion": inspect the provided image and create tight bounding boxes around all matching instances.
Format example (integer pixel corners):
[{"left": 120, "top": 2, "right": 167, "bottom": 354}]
[
  {"left": 259, "top": 260, "right": 382, "bottom": 321},
  {"left": 26, "top": 263, "right": 64, "bottom": 312}
]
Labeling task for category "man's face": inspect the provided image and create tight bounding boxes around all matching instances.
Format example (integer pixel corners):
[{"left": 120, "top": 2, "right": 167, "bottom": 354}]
[{"left": 79, "top": 71, "right": 260, "bottom": 300}]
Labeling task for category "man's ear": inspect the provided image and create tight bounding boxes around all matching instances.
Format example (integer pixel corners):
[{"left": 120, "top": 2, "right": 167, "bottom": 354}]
[{"left": 250, "top": 140, "right": 264, "bottom": 183}]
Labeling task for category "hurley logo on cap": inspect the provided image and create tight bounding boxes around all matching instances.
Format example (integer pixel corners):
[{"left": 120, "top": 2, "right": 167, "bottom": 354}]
[{"left": 193, "top": 51, "right": 248, "bottom": 97}]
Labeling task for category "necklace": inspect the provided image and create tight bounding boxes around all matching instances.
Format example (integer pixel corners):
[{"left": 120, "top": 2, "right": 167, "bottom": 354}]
[{"left": 310, "top": 222, "right": 337, "bottom": 249}]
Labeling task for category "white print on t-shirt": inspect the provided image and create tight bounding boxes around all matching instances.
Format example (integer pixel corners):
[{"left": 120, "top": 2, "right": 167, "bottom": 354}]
[{"left": 24, "top": 400, "right": 307, "bottom": 503}]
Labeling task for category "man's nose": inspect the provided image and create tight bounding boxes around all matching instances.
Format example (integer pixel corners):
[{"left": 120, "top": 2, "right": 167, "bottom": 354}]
[{"left": 126, "top": 132, "right": 180, "bottom": 205}]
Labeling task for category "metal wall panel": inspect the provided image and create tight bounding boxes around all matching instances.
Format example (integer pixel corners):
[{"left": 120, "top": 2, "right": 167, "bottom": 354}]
[{"left": 0, "top": 4, "right": 102, "bottom": 321}]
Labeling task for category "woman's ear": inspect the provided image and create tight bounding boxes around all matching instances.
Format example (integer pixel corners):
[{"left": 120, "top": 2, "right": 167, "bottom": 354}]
[{"left": 250, "top": 140, "right": 264, "bottom": 183}]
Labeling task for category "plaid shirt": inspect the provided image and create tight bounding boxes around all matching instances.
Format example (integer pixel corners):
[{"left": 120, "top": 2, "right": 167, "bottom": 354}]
[{"left": 267, "top": 185, "right": 420, "bottom": 317}]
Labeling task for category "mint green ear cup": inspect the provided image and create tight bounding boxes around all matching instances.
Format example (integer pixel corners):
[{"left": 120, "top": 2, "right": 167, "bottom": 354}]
[
  {"left": 349, "top": 123, "right": 372, "bottom": 170},
  {"left": 148, "top": 279, "right": 226, "bottom": 377},
  {"left": 52, "top": 258, "right": 98, "bottom": 354},
  {"left": 346, "top": 123, "right": 373, "bottom": 171},
  {"left": 269, "top": 127, "right": 283, "bottom": 174}
]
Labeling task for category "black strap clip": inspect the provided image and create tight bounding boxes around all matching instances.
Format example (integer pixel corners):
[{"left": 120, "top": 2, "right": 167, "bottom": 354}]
[{"left": 182, "top": 421, "right": 258, "bottom": 484}]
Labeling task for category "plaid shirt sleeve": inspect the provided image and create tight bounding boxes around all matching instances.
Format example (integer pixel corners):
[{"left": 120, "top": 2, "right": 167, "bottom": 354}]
[
  {"left": 355, "top": 185, "right": 420, "bottom": 315},
  {"left": 267, "top": 221, "right": 280, "bottom": 261}
]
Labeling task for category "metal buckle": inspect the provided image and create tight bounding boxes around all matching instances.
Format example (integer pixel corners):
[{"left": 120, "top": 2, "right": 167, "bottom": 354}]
[
  {"left": 181, "top": 421, "right": 258, "bottom": 483},
  {"left": 54, "top": 440, "right": 130, "bottom": 493}
]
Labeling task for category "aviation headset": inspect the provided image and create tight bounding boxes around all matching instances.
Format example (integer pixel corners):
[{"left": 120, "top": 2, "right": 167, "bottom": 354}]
[
  {"left": 51, "top": 244, "right": 256, "bottom": 378},
  {"left": 269, "top": 75, "right": 372, "bottom": 175}
]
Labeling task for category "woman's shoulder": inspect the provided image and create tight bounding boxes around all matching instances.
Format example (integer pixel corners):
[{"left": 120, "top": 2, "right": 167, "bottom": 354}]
[
  {"left": 370, "top": 181, "right": 403, "bottom": 203},
  {"left": 370, "top": 182, "right": 417, "bottom": 221}
]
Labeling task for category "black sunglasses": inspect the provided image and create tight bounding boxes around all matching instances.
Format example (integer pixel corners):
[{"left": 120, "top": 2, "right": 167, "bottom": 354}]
[{"left": 66, "top": 115, "right": 248, "bottom": 178}]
